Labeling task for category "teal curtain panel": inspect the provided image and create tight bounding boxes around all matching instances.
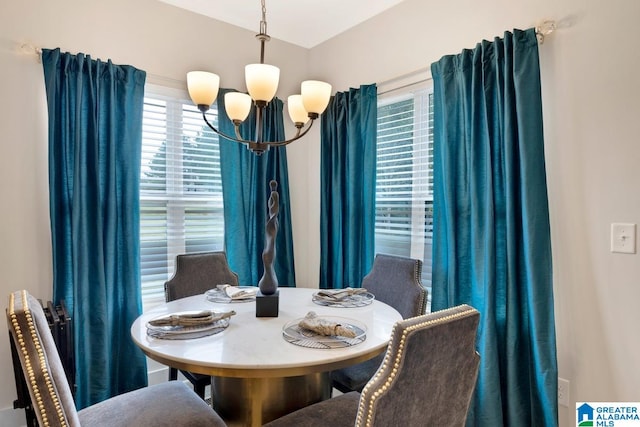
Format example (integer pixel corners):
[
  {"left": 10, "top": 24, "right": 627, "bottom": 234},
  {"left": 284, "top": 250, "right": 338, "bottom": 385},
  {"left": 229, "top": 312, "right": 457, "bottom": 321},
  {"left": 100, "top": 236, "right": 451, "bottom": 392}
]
[
  {"left": 430, "top": 28, "right": 558, "bottom": 426},
  {"left": 319, "top": 84, "right": 377, "bottom": 289},
  {"left": 42, "top": 48, "right": 148, "bottom": 409},
  {"left": 218, "top": 89, "right": 296, "bottom": 287}
]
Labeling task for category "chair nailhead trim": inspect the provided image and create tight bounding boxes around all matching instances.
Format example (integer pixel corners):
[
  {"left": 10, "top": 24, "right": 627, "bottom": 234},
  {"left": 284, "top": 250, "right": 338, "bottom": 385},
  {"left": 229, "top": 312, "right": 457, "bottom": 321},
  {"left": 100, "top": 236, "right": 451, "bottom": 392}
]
[
  {"left": 355, "top": 306, "right": 477, "bottom": 427},
  {"left": 9, "top": 291, "right": 68, "bottom": 427}
]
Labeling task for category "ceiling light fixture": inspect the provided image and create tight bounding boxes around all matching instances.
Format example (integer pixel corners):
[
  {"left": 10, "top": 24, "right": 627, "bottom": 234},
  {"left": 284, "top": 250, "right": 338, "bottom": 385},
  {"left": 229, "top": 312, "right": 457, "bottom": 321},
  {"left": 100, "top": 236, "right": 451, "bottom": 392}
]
[{"left": 186, "top": 0, "right": 332, "bottom": 155}]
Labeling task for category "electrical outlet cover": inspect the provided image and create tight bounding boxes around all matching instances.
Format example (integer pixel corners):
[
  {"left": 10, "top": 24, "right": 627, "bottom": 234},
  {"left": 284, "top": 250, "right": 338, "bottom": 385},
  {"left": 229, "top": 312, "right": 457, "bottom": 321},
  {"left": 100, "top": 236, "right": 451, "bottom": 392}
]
[{"left": 558, "top": 378, "right": 570, "bottom": 407}]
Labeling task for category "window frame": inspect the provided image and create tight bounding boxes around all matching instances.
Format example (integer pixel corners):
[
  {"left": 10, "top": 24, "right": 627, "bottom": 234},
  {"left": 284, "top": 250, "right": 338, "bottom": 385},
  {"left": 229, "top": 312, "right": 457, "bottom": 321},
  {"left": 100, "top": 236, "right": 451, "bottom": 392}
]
[
  {"left": 374, "top": 81, "right": 434, "bottom": 306},
  {"left": 140, "top": 84, "right": 225, "bottom": 311}
]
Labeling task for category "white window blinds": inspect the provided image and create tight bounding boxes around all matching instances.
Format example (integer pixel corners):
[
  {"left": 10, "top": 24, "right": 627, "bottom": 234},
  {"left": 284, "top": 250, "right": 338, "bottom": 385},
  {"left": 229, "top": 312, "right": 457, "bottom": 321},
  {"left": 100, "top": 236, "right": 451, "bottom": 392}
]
[
  {"left": 140, "top": 85, "right": 225, "bottom": 310},
  {"left": 375, "top": 85, "right": 434, "bottom": 290}
]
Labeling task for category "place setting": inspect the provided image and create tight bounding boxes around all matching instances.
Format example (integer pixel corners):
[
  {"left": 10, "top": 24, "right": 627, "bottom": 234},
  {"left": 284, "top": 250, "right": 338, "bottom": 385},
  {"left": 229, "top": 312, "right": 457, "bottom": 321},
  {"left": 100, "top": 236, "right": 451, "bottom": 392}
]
[
  {"left": 282, "top": 311, "right": 367, "bottom": 349},
  {"left": 205, "top": 284, "right": 258, "bottom": 303},
  {"left": 311, "top": 287, "right": 375, "bottom": 308},
  {"left": 146, "top": 309, "right": 236, "bottom": 340}
]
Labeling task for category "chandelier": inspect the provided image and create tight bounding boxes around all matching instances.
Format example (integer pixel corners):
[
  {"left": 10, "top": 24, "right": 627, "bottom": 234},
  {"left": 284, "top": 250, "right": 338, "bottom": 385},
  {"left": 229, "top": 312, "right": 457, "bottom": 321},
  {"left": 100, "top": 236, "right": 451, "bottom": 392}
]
[{"left": 186, "top": 0, "right": 332, "bottom": 155}]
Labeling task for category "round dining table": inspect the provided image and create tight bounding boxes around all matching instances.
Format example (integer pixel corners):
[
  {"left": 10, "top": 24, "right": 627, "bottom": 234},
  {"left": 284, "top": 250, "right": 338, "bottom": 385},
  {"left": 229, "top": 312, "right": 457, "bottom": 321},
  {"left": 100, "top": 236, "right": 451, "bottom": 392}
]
[{"left": 130, "top": 287, "right": 402, "bottom": 427}]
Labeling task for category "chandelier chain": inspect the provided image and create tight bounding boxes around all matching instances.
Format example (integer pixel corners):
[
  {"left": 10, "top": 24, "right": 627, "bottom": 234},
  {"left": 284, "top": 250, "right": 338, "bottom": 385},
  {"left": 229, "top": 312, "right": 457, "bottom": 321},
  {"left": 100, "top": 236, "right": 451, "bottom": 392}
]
[{"left": 260, "top": 0, "right": 268, "bottom": 36}]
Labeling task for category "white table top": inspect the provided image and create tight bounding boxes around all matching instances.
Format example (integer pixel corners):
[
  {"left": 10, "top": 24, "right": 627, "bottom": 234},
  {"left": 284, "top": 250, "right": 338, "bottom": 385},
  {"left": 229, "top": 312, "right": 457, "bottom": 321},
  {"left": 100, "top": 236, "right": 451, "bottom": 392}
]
[{"left": 130, "top": 287, "right": 402, "bottom": 378}]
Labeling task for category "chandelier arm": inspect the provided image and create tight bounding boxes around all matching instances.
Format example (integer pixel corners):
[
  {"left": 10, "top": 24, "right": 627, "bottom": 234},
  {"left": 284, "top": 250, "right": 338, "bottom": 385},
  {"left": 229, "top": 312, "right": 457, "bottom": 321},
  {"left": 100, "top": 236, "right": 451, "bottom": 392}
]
[
  {"left": 201, "top": 111, "right": 250, "bottom": 146},
  {"left": 266, "top": 119, "right": 315, "bottom": 147},
  {"left": 200, "top": 109, "right": 319, "bottom": 155}
]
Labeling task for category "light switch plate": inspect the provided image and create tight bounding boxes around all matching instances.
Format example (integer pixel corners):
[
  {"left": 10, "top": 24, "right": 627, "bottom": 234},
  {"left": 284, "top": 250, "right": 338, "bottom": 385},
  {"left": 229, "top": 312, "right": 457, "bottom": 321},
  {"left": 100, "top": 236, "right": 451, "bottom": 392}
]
[{"left": 610, "top": 223, "right": 637, "bottom": 254}]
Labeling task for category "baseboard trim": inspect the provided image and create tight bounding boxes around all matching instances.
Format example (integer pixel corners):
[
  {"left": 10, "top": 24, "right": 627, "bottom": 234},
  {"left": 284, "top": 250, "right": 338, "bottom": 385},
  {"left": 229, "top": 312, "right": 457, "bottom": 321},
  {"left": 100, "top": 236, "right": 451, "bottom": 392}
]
[
  {"left": 147, "top": 364, "right": 170, "bottom": 386},
  {"left": 0, "top": 406, "right": 27, "bottom": 427}
]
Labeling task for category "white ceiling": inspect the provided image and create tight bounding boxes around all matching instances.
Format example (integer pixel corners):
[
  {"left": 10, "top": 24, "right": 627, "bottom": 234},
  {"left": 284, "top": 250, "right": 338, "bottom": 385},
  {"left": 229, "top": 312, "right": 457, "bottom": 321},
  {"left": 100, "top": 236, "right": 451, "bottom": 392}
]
[{"left": 157, "top": 0, "right": 407, "bottom": 49}]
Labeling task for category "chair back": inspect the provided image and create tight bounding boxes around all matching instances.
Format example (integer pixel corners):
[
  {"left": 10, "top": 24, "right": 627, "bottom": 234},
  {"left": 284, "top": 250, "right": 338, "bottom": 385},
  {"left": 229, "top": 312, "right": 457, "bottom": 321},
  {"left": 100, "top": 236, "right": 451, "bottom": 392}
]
[
  {"left": 362, "top": 254, "right": 426, "bottom": 318},
  {"left": 356, "top": 304, "right": 480, "bottom": 427},
  {"left": 164, "top": 251, "right": 239, "bottom": 302},
  {"left": 7, "top": 290, "right": 81, "bottom": 427}
]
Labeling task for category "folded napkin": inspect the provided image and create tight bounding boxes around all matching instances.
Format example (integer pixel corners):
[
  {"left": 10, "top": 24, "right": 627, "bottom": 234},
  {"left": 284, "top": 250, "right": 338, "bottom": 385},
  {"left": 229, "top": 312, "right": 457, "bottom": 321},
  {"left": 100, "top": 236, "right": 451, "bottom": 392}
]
[
  {"left": 148, "top": 310, "right": 236, "bottom": 328},
  {"left": 298, "top": 311, "right": 357, "bottom": 338},
  {"left": 315, "top": 287, "right": 368, "bottom": 301},
  {"left": 218, "top": 284, "right": 257, "bottom": 300}
]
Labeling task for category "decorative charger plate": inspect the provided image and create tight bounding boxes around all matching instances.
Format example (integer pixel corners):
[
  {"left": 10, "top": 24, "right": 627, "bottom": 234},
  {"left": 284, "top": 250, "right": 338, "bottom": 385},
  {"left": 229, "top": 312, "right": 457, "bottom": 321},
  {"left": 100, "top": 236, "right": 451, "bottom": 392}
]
[
  {"left": 312, "top": 292, "right": 375, "bottom": 308},
  {"left": 146, "top": 311, "right": 230, "bottom": 340},
  {"left": 205, "top": 286, "right": 257, "bottom": 303},
  {"left": 282, "top": 316, "right": 367, "bottom": 349}
]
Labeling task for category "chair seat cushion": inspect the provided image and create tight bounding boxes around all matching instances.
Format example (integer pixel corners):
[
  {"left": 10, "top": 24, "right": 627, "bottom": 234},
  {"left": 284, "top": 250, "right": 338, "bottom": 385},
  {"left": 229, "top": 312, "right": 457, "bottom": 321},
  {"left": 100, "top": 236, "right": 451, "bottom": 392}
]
[
  {"left": 262, "top": 391, "right": 360, "bottom": 427},
  {"left": 330, "top": 354, "right": 383, "bottom": 393},
  {"left": 78, "top": 381, "right": 226, "bottom": 427}
]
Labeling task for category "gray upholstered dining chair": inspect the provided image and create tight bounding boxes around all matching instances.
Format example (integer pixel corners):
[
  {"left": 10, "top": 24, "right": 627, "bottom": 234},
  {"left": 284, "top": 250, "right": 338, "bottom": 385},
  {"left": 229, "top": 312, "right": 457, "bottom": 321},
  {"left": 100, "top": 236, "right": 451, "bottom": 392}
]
[
  {"left": 6, "top": 289, "right": 226, "bottom": 427},
  {"left": 263, "top": 304, "right": 480, "bottom": 427},
  {"left": 331, "top": 253, "right": 428, "bottom": 394},
  {"left": 164, "top": 251, "right": 239, "bottom": 399}
]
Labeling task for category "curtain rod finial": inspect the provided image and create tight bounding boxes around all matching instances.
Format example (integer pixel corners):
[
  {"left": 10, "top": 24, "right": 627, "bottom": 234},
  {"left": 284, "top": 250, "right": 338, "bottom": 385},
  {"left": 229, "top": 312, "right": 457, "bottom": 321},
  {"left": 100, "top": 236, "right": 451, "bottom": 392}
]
[
  {"left": 18, "top": 42, "right": 42, "bottom": 62},
  {"left": 535, "top": 20, "right": 557, "bottom": 44}
]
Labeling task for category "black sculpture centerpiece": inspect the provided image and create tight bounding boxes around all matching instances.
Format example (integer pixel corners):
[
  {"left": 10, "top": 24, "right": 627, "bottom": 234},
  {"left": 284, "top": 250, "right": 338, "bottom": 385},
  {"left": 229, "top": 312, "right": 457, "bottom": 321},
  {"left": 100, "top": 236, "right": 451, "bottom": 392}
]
[{"left": 256, "top": 180, "right": 280, "bottom": 317}]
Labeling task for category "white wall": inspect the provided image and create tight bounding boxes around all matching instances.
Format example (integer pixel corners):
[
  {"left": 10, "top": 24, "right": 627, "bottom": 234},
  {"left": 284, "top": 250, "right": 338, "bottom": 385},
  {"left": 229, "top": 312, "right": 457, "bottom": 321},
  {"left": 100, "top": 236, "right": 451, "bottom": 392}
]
[{"left": 1, "top": 0, "right": 639, "bottom": 426}]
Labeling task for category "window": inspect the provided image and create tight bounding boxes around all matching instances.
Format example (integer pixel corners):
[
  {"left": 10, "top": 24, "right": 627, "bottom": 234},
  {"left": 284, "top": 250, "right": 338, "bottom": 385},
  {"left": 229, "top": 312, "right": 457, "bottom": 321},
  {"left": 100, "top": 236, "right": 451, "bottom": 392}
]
[
  {"left": 140, "top": 85, "right": 224, "bottom": 310},
  {"left": 375, "top": 84, "right": 434, "bottom": 303}
]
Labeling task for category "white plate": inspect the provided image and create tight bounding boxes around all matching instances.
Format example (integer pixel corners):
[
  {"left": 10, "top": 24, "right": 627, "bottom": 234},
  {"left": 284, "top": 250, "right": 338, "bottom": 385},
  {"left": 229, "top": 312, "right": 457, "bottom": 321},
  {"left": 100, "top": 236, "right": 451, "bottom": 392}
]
[
  {"left": 282, "top": 316, "right": 367, "bottom": 349},
  {"left": 205, "top": 286, "right": 257, "bottom": 303},
  {"left": 312, "top": 292, "right": 375, "bottom": 308},
  {"left": 146, "top": 327, "right": 227, "bottom": 340},
  {"left": 146, "top": 311, "right": 231, "bottom": 335}
]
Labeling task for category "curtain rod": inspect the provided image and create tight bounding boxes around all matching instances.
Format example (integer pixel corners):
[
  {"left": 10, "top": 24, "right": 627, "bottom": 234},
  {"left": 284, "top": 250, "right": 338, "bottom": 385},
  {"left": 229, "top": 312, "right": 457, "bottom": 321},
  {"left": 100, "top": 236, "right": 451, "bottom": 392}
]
[
  {"left": 377, "top": 68, "right": 432, "bottom": 95},
  {"left": 378, "top": 77, "right": 431, "bottom": 96},
  {"left": 22, "top": 19, "right": 556, "bottom": 92},
  {"left": 18, "top": 43, "right": 184, "bottom": 87},
  {"left": 377, "top": 20, "right": 556, "bottom": 95}
]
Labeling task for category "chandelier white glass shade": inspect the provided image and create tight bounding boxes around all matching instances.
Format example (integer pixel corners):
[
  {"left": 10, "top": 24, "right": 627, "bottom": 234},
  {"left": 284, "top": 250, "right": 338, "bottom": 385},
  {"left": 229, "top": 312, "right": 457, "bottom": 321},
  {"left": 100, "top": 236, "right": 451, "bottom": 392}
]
[{"left": 186, "top": 1, "right": 332, "bottom": 155}]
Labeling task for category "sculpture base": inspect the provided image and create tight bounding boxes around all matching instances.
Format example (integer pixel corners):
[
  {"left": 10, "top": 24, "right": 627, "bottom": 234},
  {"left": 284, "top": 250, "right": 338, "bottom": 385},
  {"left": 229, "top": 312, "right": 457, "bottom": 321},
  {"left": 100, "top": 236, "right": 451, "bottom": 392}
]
[{"left": 256, "top": 290, "right": 279, "bottom": 317}]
